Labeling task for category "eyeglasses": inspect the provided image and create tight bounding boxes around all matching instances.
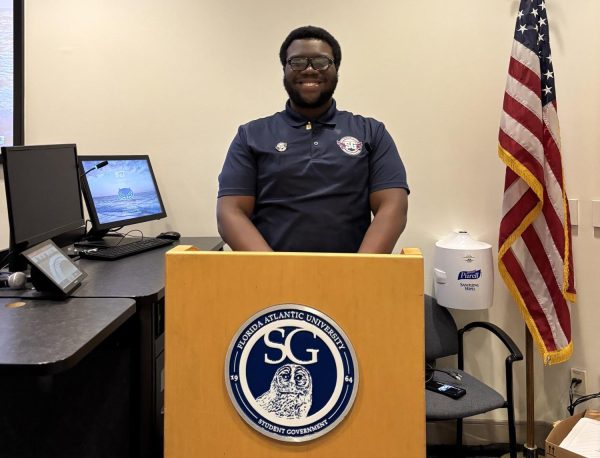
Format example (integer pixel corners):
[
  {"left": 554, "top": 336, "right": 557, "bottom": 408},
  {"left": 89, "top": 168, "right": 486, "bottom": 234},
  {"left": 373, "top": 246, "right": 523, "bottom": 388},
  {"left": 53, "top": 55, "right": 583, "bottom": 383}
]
[{"left": 286, "top": 56, "right": 334, "bottom": 71}]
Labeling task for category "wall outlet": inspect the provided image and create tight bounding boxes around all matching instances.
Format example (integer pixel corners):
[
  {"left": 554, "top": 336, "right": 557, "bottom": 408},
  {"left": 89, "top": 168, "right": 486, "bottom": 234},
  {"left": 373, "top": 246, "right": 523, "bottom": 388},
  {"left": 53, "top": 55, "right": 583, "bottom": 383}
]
[{"left": 571, "top": 368, "right": 587, "bottom": 396}]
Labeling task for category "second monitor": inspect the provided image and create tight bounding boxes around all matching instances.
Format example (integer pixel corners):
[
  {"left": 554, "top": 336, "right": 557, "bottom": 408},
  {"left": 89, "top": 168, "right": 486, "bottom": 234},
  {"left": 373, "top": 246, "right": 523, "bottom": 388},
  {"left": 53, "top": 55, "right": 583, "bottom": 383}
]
[{"left": 79, "top": 155, "right": 167, "bottom": 240}]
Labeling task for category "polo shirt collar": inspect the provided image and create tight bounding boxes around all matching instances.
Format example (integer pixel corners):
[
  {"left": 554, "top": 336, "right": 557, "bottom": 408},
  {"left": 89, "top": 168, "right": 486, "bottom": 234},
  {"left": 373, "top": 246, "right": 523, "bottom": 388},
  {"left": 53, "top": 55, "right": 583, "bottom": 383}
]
[{"left": 282, "top": 99, "right": 337, "bottom": 127}]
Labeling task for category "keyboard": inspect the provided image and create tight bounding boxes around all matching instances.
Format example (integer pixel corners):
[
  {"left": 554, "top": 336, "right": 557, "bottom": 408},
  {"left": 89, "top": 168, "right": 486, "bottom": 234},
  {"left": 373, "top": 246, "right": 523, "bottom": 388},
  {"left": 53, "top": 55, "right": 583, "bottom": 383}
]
[{"left": 79, "top": 237, "right": 174, "bottom": 260}]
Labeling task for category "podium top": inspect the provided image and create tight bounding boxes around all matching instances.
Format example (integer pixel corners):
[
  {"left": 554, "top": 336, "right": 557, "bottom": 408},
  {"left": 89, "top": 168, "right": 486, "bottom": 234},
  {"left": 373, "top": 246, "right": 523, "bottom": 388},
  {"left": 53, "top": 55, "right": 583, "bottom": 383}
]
[{"left": 167, "top": 245, "right": 422, "bottom": 258}]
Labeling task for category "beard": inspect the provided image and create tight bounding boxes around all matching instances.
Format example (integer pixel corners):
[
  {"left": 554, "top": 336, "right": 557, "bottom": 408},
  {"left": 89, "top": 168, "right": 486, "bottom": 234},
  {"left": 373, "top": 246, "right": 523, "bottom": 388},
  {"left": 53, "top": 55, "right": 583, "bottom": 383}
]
[{"left": 283, "top": 73, "right": 338, "bottom": 109}]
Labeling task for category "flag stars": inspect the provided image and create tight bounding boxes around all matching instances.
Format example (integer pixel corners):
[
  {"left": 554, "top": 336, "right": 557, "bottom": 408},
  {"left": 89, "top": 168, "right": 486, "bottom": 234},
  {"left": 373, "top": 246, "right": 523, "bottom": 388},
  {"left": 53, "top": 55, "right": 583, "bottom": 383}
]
[{"left": 513, "top": 0, "right": 554, "bottom": 91}]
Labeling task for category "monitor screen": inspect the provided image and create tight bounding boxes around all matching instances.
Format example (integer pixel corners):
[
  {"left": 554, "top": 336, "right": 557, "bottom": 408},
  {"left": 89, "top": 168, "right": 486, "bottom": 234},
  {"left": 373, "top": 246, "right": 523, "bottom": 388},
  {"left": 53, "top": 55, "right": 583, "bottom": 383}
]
[
  {"left": 1, "top": 144, "right": 84, "bottom": 253},
  {"left": 78, "top": 155, "right": 167, "bottom": 236}
]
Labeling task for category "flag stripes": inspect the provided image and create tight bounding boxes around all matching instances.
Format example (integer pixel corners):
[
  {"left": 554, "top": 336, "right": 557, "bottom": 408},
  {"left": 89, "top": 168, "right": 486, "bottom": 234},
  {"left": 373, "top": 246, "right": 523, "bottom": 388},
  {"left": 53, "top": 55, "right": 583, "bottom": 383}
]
[{"left": 498, "top": 0, "right": 575, "bottom": 365}]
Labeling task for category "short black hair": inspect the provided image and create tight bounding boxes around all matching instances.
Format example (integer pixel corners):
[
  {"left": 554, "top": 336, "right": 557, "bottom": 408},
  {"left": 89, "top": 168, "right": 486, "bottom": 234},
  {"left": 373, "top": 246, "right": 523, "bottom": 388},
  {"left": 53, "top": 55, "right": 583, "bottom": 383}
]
[{"left": 279, "top": 26, "right": 342, "bottom": 69}]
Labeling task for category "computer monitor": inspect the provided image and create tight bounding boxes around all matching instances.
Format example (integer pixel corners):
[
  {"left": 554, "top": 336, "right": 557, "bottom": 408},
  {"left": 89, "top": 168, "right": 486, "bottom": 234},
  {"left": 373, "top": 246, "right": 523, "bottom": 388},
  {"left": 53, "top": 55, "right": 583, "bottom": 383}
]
[
  {"left": 1, "top": 144, "right": 85, "bottom": 270},
  {"left": 78, "top": 155, "right": 167, "bottom": 240}
]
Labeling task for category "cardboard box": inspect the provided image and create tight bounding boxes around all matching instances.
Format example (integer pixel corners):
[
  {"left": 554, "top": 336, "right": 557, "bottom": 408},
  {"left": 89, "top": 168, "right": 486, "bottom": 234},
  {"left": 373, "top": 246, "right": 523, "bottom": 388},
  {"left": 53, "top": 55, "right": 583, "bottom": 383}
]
[{"left": 545, "top": 410, "right": 600, "bottom": 458}]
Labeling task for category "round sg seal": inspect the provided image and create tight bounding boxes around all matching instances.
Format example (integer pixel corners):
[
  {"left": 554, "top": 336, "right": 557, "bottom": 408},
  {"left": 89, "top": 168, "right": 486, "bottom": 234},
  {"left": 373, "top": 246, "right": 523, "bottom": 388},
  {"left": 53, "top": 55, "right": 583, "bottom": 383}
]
[{"left": 225, "top": 304, "right": 359, "bottom": 442}]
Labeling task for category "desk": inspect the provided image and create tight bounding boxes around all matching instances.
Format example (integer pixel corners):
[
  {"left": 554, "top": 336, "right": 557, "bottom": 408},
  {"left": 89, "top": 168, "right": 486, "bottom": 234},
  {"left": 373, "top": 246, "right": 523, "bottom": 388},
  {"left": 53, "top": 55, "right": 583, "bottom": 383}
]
[
  {"left": 0, "top": 297, "right": 135, "bottom": 375},
  {"left": 74, "top": 236, "right": 224, "bottom": 458},
  {"left": 0, "top": 236, "right": 223, "bottom": 458},
  {"left": 0, "top": 296, "right": 136, "bottom": 457}
]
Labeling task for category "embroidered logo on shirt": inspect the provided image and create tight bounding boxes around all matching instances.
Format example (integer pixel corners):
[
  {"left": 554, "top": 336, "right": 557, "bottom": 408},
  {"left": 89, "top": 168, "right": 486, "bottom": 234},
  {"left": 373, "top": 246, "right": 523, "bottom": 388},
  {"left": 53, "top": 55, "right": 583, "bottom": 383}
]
[
  {"left": 275, "top": 142, "right": 287, "bottom": 152},
  {"left": 336, "top": 136, "right": 363, "bottom": 156}
]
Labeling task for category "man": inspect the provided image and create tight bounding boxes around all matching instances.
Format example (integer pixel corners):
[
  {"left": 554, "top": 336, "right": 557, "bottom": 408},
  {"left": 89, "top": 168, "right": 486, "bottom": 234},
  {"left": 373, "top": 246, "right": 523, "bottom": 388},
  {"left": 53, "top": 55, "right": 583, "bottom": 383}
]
[{"left": 217, "top": 26, "right": 409, "bottom": 253}]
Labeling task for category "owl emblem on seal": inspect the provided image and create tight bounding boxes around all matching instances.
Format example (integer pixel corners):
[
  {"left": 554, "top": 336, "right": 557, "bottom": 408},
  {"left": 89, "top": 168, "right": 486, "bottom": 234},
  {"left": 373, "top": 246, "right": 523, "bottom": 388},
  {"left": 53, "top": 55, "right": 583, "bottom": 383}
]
[{"left": 256, "top": 364, "right": 313, "bottom": 419}]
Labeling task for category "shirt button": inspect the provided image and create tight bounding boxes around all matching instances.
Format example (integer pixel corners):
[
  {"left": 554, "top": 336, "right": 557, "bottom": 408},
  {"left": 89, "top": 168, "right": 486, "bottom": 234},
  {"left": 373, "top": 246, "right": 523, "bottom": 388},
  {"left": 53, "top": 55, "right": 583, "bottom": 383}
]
[{"left": 313, "top": 141, "right": 318, "bottom": 146}]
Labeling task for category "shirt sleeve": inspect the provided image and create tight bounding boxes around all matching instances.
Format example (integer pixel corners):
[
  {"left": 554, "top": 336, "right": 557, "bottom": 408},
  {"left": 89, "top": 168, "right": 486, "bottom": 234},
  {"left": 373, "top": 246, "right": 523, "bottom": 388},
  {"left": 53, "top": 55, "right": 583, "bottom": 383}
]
[
  {"left": 368, "top": 122, "right": 410, "bottom": 195},
  {"left": 217, "top": 125, "right": 257, "bottom": 197}
]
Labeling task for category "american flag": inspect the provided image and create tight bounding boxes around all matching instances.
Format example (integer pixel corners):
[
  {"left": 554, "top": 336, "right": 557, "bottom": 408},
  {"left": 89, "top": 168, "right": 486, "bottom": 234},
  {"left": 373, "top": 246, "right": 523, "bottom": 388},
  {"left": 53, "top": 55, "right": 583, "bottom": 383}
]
[{"left": 498, "top": 0, "right": 576, "bottom": 365}]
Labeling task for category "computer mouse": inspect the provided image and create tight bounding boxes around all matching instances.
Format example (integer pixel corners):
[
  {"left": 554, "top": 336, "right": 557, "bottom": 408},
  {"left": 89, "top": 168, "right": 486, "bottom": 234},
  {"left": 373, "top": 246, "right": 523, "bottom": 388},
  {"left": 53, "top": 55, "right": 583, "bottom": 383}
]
[{"left": 156, "top": 231, "right": 181, "bottom": 241}]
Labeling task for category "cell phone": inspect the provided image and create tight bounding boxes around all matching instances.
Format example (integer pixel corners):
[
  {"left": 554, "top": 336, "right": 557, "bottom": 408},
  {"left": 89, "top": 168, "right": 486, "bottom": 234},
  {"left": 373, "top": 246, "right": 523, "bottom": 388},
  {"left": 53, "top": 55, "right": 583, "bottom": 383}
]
[{"left": 426, "top": 379, "right": 466, "bottom": 399}]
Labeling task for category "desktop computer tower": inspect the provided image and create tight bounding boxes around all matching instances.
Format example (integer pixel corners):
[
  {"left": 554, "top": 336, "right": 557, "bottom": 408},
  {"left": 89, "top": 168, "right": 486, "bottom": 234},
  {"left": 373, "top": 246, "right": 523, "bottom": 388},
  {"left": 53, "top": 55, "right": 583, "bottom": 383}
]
[
  {"left": 136, "top": 292, "right": 166, "bottom": 458},
  {"left": 154, "top": 297, "right": 166, "bottom": 454}
]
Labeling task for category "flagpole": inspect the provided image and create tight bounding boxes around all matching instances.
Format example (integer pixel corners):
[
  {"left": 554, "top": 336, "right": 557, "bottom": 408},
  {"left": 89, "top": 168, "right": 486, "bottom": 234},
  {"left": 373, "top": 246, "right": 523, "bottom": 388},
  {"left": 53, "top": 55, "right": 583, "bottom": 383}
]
[
  {"left": 524, "top": 326, "right": 537, "bottom": 458},
  {"left": 499, "top": 1, "right": 575, "bottom": 455}
]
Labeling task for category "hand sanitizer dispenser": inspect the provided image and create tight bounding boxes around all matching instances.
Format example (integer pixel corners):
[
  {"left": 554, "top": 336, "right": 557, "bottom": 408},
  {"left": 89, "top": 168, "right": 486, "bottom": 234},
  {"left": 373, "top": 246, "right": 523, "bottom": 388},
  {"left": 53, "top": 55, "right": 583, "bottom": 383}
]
[{"left": 433, "top": 231, "right": 493, "bottom": 310}]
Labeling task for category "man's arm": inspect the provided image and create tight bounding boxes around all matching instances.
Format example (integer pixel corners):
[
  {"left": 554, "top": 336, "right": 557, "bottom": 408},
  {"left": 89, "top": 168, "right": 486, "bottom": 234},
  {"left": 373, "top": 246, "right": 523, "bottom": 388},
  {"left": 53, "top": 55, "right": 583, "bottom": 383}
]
[
  {"left": 216, "top": 195, "right": 273, "bottom": 251},
  {"left": 358, "top": 188, "right": 408, "bottom": 254}
]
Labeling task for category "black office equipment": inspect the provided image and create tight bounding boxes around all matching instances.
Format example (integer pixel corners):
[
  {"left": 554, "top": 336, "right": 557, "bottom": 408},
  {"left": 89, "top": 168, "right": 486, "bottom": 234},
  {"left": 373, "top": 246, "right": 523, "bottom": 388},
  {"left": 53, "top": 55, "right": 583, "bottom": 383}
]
[
  {"left": 22, "top": 239, "right": 87, "bottom": 295},
  {"left": 79, "top": 237, "right": 173, "bottom": 260},
  {"left": 78, "top": 155, "right": 167, "bottom": 241},
  {"left": 1, "top": 144, "right": 85, "bottom": 270},
  {"left": 156, "top": 231, "right": 181, "bottom": 241}
]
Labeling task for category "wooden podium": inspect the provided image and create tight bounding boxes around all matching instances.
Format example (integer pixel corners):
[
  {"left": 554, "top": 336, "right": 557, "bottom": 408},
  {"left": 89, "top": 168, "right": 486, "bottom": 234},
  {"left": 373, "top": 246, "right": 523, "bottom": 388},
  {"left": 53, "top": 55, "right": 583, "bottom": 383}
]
[{"left": 164, "top": 248, "right": 424, "bottom": 457}]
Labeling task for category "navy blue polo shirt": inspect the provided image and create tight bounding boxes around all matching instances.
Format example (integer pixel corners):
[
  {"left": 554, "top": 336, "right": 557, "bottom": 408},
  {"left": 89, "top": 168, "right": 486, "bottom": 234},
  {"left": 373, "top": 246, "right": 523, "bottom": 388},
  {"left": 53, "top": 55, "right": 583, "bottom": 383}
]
[{"left": 218, "top": 100, "right": 409, "bottom": 252}]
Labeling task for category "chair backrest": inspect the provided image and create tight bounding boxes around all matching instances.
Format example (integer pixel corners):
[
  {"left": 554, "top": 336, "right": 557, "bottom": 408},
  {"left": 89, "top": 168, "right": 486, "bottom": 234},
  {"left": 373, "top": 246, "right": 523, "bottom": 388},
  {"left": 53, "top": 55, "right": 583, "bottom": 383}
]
[{"left": 424, "top": 294, "right": 459, "bottom": 361}]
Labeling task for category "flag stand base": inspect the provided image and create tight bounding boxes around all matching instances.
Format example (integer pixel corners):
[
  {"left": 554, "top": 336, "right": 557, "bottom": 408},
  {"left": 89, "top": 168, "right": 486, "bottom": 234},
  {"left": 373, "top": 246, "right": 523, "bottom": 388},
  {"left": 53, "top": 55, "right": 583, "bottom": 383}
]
[
  {"left": 523, "top": 443, "right": 537, "bottom": 457},
  {"left": 525, "top": 326, "right": 537, "bottom": 458}
]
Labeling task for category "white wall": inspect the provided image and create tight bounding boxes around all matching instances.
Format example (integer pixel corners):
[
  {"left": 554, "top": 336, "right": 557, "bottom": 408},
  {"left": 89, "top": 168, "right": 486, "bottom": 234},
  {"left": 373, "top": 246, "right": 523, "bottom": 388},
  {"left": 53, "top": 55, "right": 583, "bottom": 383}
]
[{"left": 1, "top": 0, "right": 598, "bottom": 424}]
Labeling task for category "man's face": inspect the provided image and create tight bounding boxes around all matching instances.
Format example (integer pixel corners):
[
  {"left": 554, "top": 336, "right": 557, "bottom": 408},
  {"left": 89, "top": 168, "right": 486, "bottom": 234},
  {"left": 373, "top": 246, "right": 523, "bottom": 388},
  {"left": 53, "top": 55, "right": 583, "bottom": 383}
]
[{"left": 283, "top": 39, "right": 338, "bottom": 109}]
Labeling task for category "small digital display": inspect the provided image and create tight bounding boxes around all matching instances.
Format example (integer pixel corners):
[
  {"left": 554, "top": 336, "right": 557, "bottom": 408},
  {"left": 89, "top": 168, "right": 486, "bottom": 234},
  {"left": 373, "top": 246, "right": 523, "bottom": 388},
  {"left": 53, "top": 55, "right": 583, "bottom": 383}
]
[{"left": 22, "top": 240, "right": 87, "bottom": 295}]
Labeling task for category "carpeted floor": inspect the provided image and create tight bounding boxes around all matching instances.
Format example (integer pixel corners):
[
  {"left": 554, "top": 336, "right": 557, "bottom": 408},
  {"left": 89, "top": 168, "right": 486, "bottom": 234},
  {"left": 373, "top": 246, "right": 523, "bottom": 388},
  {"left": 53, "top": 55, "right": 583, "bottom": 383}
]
[
  {"left": 427, "top": 444, "right": 507, "bottom": 457},
  {"left": 426, "top": 444, "right": 545, "bottom": 457}
]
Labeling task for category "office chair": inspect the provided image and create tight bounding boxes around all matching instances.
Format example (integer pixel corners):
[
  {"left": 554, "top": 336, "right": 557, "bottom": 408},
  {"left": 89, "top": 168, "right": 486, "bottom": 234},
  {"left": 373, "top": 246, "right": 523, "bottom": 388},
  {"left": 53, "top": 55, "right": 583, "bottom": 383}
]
[{"left": 424, "top": 294, "right": 523, "bottom": 458}]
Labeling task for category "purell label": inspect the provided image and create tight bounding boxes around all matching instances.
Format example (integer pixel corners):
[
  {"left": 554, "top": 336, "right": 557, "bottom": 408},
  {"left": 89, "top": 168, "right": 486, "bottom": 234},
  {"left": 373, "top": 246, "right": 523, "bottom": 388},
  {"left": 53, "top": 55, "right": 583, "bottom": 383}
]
[{"left": 457, "top": 270, "right": 481, "bottom": 280}]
